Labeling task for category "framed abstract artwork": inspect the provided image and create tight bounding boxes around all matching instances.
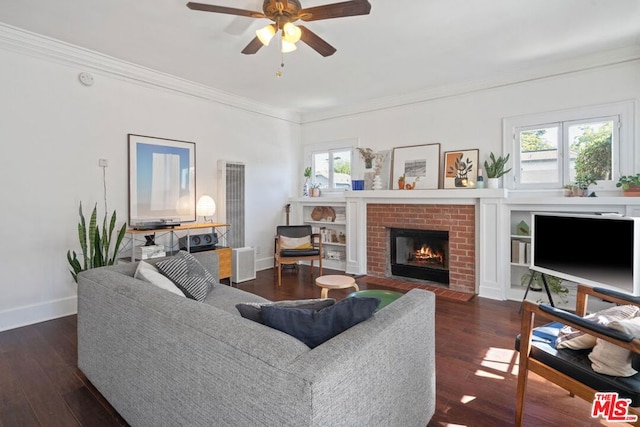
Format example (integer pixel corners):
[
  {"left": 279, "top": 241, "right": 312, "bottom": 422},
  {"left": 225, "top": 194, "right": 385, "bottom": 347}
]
[
  {"left": 391, "top": 143, "right": 441, "bottom": 189},
  {"left": 128, "top": 134, "right": 196, "bottom": 226},
  {"left": 443, "top": 149, "right": 479, "bottom": 189}
]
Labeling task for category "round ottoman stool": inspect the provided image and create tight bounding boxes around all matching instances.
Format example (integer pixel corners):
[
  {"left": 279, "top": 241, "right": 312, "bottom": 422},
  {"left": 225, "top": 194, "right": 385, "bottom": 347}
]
[
  {"left": 315, "top": 275, "right": 359, "bottom": 299},
  {"left": 347, "top": 289, "right": 403, "bottom": 311}
]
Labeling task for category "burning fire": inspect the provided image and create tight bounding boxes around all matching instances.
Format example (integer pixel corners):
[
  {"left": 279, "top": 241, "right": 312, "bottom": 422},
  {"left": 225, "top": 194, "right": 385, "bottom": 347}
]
[{"left": 410, "top": 245, "right": 444, "bottom": 265}]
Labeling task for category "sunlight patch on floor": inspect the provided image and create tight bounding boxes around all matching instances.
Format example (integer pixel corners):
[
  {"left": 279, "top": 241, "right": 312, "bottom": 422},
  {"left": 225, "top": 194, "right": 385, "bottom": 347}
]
[
  {"left": 476, "top": 347, "right": 519, "bottom": 379},
  {"left": 460, "top": 395, "right": 476, "bottom": 404}
]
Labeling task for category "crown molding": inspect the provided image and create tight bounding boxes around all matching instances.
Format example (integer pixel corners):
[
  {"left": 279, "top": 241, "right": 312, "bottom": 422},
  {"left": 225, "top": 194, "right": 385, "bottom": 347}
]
[
  {"left": 0, "top": 23, "right": 301, "bottom": 124},
  {"left": 300, "top": 45, "right": 640, "bottom": 124}
]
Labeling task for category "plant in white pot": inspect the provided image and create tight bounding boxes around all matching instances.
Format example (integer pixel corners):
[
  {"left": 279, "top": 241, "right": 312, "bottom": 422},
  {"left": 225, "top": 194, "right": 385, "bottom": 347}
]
[{"left": 484, "top": 153, "right": 512, "bottom": 189}]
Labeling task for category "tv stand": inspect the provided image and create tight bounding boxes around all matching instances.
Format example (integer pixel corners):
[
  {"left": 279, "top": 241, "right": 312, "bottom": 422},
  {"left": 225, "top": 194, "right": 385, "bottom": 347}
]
[
  {"left": 124, "top": 223, "right": 232, "bottom": 280},
  {"left": 519, "top": 271, "right": 555, "bottom": 312}
]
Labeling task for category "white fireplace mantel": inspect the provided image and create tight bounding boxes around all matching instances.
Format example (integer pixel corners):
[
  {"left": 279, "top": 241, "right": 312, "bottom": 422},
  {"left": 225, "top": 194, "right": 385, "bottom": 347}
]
[{"left": 290, "top": 190, "right": 640, "bottom": 300}]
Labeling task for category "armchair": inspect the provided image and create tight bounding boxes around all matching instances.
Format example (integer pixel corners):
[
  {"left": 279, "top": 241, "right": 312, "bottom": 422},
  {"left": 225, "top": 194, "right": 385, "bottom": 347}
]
[
  {"left": 515, "top": 285, "right": 640, "bottom": 426},
  {"left": 275, "top": 225, "right": 322, "bottom": 286}
]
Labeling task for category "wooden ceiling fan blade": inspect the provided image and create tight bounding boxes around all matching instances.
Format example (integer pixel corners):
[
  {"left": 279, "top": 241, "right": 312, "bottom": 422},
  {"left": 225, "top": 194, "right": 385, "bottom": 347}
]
[
  {"left": 299, "top": 0, "right": 371, "bottom": 22},
  {"left": 241, "top": 36, "right": 264, "bottom": 55},
  {"left": 186, "top": 2, "right": 265, "bottom": 18},
  {"left": 298, "top": 25, "right": 336, "bottom": 57}
]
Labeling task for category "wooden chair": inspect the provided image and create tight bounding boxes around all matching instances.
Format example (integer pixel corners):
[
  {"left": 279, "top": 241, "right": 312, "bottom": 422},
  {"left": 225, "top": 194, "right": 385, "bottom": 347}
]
[
  {"left": 275, "top": 225, "right": 322, "bottom": 286},
  {"left": 516, "top": 285, "right": 640, "bottom": 426}
]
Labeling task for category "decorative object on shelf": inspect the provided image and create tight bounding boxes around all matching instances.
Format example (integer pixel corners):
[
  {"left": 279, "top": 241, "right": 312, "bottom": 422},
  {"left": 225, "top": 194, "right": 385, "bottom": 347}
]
[
  {"left": 356, "top": 147, "right": 376, "bottom": 169},
  {"left": 616, "top": 174, "right": 640, "bottom": 197},
  {"left": 404, "top": 176, "right": 420, "bottom": 190},
  {"left": 309, "top": 183, "right": 321, "bottom": 197},
  {"left": 444, "top": 149, "right": 479, "bottom": 188},
  {"left": 351, "top": 179, "right": 364, "bottom": 191},
  {"left": 67, "top": 202, "right": 127, "bottom": 283},
  {"left": 372, "top": 174, "right": 383, "bottom": 190},
  {"left": 476, "top": 168, "right": 485, "bottom": 188},
  {"left": 196, "top": 195, "right": 216, "bottom": 222},
  {"left": 483, "top": 152, "right": 511, "bottom": 189},
  {"left": 311, "top": 206, "right": 336, "bottom": 222},
  {"left": 303, "top": 166, "right": 312, "bottom": 196},
  {"left": 398, "top": 174, "right": 405, "bottom": 189},
  {"left": 128, "top": 134, "right": 196, "bottom": 227},
  {"left": 391, "top": 143, "right": 441, "bottom": 189},
  {"left": 516, "top": 220, "right": 530, "bottom": 236}
]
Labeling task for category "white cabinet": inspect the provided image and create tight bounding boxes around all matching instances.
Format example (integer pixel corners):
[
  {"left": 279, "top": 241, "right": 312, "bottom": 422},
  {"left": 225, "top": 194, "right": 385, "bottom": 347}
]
[{"left": 291, "top": 199, "right": 347, "bottom": 272}]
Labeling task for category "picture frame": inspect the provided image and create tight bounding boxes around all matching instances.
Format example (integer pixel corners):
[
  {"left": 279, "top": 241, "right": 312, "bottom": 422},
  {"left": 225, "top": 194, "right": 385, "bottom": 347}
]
[
  {"left": 128, "top": 134, "right": 196, "bottom": 226},
  {"left": 443, "top": 149, "right": 479, "bottom": 189},
  {"left": 391, "top": 143, "right": 441, "bottom": 189}
]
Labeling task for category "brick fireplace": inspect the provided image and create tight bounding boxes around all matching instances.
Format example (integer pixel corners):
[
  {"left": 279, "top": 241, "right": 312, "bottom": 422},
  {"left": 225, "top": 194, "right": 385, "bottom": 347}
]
[{"left": 366, "top": 204, "right": 476, "bottom": 294}]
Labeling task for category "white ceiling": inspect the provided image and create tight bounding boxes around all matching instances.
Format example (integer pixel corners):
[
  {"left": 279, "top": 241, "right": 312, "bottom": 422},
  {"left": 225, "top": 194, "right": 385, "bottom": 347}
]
[{"left": 1, "top": 0, "right": 639, "bottom": 116}]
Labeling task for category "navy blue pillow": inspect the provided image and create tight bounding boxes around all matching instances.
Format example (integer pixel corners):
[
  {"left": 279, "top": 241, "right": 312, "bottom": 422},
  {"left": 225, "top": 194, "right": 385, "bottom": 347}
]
[{"left": 261, "top": 297, "right": 380, "bottom": 348}]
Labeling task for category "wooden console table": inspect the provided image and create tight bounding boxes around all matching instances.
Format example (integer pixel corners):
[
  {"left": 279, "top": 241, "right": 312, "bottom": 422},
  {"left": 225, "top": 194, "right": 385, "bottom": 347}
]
[{"left": 125, "top": 223, "right": 232, "bottom": 280}]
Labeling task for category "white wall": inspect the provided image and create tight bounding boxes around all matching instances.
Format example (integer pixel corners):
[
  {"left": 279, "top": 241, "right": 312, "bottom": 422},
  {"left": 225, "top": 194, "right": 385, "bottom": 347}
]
[
  {"left": 301, "top": 61, "right": 640, "bottom": 174},
  {"left": 0, "top": 45, "right": 299, "bottom": 331}
]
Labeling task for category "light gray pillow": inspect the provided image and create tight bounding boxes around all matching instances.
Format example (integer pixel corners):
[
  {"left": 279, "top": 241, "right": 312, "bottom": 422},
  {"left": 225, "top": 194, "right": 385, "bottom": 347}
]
[
  {"left": 156, "top": 251, "right": 216, "bottom": 302},
  {"left": 134, "top": 260, "right": 185, "bottom": 297},
  {"left": 589, "top": 317, "right": 640, "bottom": 377}
]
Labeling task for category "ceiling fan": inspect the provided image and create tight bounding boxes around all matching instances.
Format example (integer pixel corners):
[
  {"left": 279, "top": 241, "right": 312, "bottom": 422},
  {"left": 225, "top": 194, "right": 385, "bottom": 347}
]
[{"left": 186, "top": 0, "right": 372, "bottom": 57}]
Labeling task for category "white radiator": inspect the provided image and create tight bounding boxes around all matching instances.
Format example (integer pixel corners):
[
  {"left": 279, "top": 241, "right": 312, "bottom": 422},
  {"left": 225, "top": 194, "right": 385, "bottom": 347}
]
[
  {"left": 217, "top": 160, "right": 245, "bottom": 248},
  {"left": 232, "top": 247, "right": 256, "bottom": 283}
]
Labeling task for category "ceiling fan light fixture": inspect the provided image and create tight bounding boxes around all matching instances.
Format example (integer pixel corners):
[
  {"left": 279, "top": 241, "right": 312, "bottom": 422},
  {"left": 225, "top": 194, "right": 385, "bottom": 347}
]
[
  {"left": 256, "top": 24, "right": 276, "bottom": 46},
  {"left": 282, "top": 22, "right": 302, "bottom": 44},
  {"left": 281, "top": 39, "right": 297, "bottom": 53}
]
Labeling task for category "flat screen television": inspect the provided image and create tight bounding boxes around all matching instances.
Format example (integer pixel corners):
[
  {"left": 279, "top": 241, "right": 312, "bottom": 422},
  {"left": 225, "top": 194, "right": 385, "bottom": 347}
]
[{"left": 531, "top": 212, "right": 640, "bottom": 295}]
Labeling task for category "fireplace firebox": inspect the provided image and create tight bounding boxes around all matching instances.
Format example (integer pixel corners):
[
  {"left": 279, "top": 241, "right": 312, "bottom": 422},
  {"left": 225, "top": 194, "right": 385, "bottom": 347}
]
[{"left": 390, "top": 228, "right": 449, "bottom": 285}]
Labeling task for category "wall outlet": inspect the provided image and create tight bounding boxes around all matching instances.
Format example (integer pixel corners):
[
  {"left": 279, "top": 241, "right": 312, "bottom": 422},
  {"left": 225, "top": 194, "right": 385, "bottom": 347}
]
[{"left": 98, "top": 158, "right": 108, "bottom": 167}]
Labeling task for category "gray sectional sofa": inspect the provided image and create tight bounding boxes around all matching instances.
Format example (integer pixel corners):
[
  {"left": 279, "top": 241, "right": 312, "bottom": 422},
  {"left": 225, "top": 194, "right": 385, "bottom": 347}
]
[{"left": 77, "top": 251, "right": 435, "bottom": 426}]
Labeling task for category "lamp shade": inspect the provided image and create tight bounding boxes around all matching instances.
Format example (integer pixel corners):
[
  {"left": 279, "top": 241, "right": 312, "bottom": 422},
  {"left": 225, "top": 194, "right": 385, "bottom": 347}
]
[
  {"left": 282, "top": 23, "right": 302, "bottom": 44},
  {"left": 256, "top": 24, "right": 276, "bottom": 46},
  {"left": 196, "top": 195, "right": 216, "bottom": 217},
  {"left": 281, "top": 39, "right": 297, "bottom": 53}
]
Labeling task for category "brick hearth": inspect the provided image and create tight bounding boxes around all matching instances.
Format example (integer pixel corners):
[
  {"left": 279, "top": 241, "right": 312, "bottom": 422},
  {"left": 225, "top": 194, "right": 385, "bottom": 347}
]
[{"left": 366, "top": 204, "right": 476, "bottom": 294}]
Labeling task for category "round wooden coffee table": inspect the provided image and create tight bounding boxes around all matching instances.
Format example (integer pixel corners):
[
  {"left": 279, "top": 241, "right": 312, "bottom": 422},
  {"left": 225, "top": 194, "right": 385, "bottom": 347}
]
[{"left": 315, "top": 275, "right": 359, "bottom": 299}]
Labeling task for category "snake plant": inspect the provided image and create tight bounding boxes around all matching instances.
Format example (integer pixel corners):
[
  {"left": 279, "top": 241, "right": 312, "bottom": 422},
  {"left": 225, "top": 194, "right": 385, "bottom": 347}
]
[{"left": 67, "top": 202, "right": 126, "bottom": 282}]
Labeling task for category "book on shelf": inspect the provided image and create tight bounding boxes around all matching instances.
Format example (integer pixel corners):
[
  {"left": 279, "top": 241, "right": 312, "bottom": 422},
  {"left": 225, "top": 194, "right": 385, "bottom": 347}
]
[
  {"left": 511, "top": 240, "right": 526, "bottom": 264},
  {"left": 525, "top": 242, "right": 531, "bottom": 264}
]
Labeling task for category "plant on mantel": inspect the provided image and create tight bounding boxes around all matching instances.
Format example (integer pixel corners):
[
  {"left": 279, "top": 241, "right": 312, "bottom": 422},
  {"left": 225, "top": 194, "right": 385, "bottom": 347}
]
[
  {"left": 616, "top": 174, "right": 640, "bottom": 196},
  {"left": 483, "top": 152, "right": 512, "bottom": 179}
]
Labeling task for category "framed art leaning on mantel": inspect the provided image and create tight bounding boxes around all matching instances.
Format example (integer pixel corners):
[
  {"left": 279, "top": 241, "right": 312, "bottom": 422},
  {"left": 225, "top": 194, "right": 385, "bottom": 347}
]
[
  {"left": 128, "top": 134, "right": 196, "bottom": 226},
  {"left": 444, "top": 149, "right": 479, "bottom": 189},
  {"left": 391, "top": 143, "right": 441, "bottom": 189}
]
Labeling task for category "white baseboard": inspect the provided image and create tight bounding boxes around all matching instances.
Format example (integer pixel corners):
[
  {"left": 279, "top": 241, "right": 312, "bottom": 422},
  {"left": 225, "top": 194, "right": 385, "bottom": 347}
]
[
  {"left": 0, "top": 296, "right": 77, "bottom": 332},
  {"left": 256, "top": 256, "right": 275, "bottom": 272}
]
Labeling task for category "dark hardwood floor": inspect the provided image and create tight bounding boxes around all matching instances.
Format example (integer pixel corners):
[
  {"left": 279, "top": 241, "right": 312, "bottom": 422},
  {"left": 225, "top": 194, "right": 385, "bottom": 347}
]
[{"left": 0, "top": 266, "right": 626, "bottom": 426}]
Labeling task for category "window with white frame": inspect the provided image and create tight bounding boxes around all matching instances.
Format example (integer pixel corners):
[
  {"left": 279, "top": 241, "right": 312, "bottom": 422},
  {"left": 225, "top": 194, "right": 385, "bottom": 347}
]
[
  {"left": 504, "top": 101, "right": 634, "bottom": 190},
  {"left": 311, "top": 148, "right": 352, "bottom": 189}
]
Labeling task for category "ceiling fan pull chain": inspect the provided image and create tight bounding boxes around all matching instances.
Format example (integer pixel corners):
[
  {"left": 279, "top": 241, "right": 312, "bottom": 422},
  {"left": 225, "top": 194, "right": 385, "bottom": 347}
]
[{"left": 276, "top": 50, "right": 285, "bottom": 78}]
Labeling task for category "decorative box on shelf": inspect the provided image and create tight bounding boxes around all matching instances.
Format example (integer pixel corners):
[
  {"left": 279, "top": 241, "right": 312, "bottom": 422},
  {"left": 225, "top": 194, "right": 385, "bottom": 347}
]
[
  {"left": 135, "top": 245, "right": 166, "bottom": 260},
  {"left": 325, "top": 250, "right": 344, "bottom": 260}
]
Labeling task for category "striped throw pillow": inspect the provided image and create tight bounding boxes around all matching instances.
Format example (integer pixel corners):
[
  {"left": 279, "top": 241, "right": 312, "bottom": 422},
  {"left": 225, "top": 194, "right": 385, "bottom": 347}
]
[
  {"left": 156, "top": 251, "right": 216, "bottom": 301},
  {"left": 280, "top": 235, "right": 312, "bottom": 249}
]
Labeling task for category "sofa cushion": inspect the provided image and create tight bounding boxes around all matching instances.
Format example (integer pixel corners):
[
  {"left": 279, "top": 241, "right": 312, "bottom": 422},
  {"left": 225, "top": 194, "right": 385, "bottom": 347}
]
[
  {"left": 236, "top": 298, "right": 336, "bottom": 324},
  {"left": 156, "top": 251, "right": 216, "bottom": 301},
  {"left": 556, "top": 305, "right": 640, "bottom": 350},
  {"left": 134, "top": 261, "right": 185, "bottom": 297},
  {"left": 261, "top": 297, "right": 380, "bottom": 348}
]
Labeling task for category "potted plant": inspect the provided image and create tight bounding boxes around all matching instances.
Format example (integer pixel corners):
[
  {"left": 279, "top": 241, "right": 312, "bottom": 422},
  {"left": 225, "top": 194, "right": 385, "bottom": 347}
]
[
  {"left": 356, "top": 147, "right": 376, "bottom": 169},
  {"left": 616, "top": 174, "right": 640, "bottom": 197},
  {"left": 483, "top": 153, "right": 511, "bottom": 189},
  {"left": 521, "top": 271, "right": 569, "bottom": 304},
  {"left": 303, "top": 166, "right": 312, "bottom": 196},
  {"left": 398, "top": 174, "right": 405, "bottom": 189},
  {"left": 67, "top": 202, "right": 126, "bottom": 282},
  {"left": 309, "top": 183, "right": 321, "bottom": 197}
]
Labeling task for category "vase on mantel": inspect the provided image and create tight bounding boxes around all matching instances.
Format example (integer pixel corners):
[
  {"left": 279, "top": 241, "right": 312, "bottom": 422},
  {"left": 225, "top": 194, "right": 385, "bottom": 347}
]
[
  {"left": 486, "top": 178, "right": 499, "bottom": 189},
  {"left": 373, "top": 174, "right": 383, "bottom": 190}
]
